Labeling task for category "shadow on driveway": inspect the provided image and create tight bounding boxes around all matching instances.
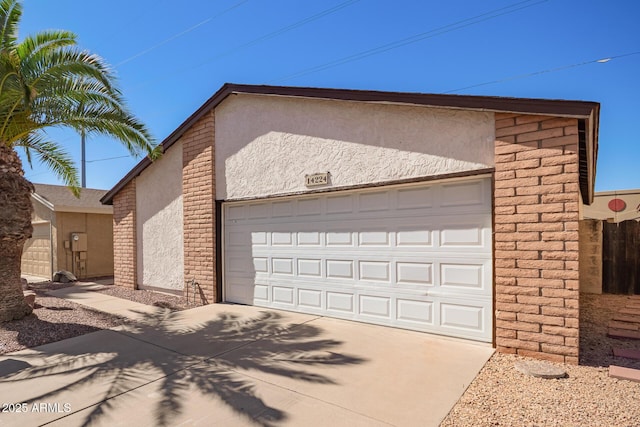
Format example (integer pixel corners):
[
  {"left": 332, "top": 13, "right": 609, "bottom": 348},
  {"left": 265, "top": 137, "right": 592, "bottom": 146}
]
[{"left": 0, "top": 307, "right": 365, "bottom": 427}]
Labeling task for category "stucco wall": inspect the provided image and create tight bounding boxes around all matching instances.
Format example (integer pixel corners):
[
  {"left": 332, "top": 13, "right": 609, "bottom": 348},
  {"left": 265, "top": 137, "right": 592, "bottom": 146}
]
[
  {"left": 136, "top": 141, "right": 184, "bottom": 291},
  {"left": 579, "top": 219, "right": 602, "bottom": 294},
  {"left": 55, "top": 212, "right": 113, "bottom": 278},
  {"left": 215, "top": 94, "right": 495, "bottom": 200}
]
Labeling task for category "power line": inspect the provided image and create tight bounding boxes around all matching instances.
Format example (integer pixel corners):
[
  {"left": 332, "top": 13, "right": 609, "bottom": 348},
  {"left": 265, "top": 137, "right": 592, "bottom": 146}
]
[
  {"left": 130, "top": 0, "right": 361, "bottom": 90},
  {"left": 86, "top": 155, "right": 132, "bottom": 163},
  {"left": 25, "top": 154, "right": 134, "bottom": 179},
  {"left": 191, "top": 0, "right": 361, "bottom": 67},
  {"left": 115, "top": 0, "right": 251, "bottom": 67},
  {"left": 269, "top": 0, "right": 547, "bottom": 83},
  {"left": 25, "top": 170, "right": 50, "bottom": 179},
  {"left": 443, "top": 51, "right": 640, "bottom": 93}
]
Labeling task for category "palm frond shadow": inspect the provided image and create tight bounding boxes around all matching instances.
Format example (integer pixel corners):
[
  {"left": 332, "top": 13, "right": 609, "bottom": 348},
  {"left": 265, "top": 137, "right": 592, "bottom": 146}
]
[{"left": 0, "top": 308, "right": 366, "bottom": 426}]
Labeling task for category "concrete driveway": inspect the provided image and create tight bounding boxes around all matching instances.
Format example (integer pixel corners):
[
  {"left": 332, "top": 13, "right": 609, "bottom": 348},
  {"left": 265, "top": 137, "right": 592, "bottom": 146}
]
[{"left": 0, "top": 303, "right": 493, "bottom": 427}]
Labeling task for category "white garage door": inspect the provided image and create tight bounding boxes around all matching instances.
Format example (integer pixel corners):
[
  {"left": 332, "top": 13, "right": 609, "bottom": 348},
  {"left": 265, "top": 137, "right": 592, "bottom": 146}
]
[
  {"left": 21, "top": 222, "right": 52, "bottom": 279},
  {"left": 224, "top": 177, "right": 493, "bottom": 342}
]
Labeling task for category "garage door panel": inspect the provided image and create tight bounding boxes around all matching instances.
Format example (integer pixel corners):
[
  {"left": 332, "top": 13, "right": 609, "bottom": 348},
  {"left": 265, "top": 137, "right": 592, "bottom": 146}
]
[
  {"left": 298, "top": 288, "right": 323, "bottom": 309},
  {"left": 396, "top": 299, "right": 434, "bottom": 325},
  {"left": 439, "top": 224, "right": 485, "bottom": 247},
  {"left": 326, "top": 291, "right": 355, "bottom": 314},
  {"left": 396, "top": 228, "right": 433, "bottom": 247},
  {"left": 272, "top": 258, "right": 294, "bottom": 275},
  {"left": 359, "top": 261, "right": 391, "bottom": 283},
  {"left": 227, "top": 205, "right": 246, "bottom": 220},
  {"left": 326, "top": 231, "right": 354, "bottom": 246},
  {"left": 358, "top": 191, "right": 390, "bottom": 212},
  {"left": 225, "top": 280, "right": 252, "bottom": 304},
  {"left": 396, "top": 187, "right": 433, "bottom": 210},
  {"left": 271, "top": 231, "right": 293, "bottom": 246},
  {"left": 396, "top": 262, "right": 434, "bottom": 287},
  {"left": 298, "top": 231, "right": 321, "bottom": 245},
  {"left": 439, "top": 301, "right": 488, "bottom": 335},
  {"left": 254, "top": 284, "right": 269, "bottom": 302},
  {"left": 298, "top": 197, "right": 322, "bottom": 215},
  {"left": 440, "top": 180, "right": 489, "bottom": 208},
  {"left": 326, "top": 194, "right": 353, "bottom": 214},
  {"left": 298, "top": 258, "right": 322, "bottom": 277},
  {"left": 326, "top": 259, "right": 355, "bottom": 280},
  {"left": 224, "top": 178, "right": 492, "bottom": 342},
  {"left": 358, "top": 230, "right": 391, "bottom": 246},
  {"left": 358, "top": 295, "right": 391, "bottom": 318},
  {"left": 272, "top": 286, "right": 295, "bottom": 305}
]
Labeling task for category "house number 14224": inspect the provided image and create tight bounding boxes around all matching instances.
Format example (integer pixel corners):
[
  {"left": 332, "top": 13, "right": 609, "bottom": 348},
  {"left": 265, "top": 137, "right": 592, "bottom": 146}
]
[{"left": 305, "top": 173, "right": 329, "bottom": 187}]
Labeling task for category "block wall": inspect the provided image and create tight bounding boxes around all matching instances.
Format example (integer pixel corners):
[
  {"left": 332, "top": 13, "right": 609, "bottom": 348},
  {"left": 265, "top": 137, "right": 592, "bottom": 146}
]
[
  {"left": 113, "top": 179, "right": 137, "bottom": 289},
  {"left": 494, "top": 113, "right": 581, "bottom": 364},
  {"left": 182, "top": 110, "right": 216, "bottom": 304}
]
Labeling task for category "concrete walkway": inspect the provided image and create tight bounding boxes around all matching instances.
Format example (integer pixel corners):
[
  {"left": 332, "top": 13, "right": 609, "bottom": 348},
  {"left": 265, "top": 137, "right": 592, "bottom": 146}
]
[
  {"left": 1, "top": 284, "right": 494, "bottom": 427},
  {"left": 44, "top": 281, "right": 162, "bottom": 321}
]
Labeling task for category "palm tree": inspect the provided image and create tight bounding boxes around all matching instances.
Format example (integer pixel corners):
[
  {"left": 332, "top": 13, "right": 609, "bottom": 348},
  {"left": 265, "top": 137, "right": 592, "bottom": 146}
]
[{"left": 0, "top": 0, "right": 158, "bottom": 321}]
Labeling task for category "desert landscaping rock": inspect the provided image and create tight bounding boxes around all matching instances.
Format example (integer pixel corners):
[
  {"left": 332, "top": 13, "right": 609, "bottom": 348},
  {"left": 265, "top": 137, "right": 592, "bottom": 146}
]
[
  {"left": 514, "top": 360, "right": 567, "bottom": 379},
  {"left": 442, "top": 293, "right": 640, "bottom": 427},
  {"left": 22, "top": 290, "right": 36, "bottom": 309},
  {"left": 52, "top": 270, "right": 77, "bottom": 283}
]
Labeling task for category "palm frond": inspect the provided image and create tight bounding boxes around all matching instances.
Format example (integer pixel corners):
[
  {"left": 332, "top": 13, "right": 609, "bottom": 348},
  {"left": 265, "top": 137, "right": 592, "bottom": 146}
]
[
  {"left": 14, "top": 132, "right": 80, "bottom": 196},
  {"left": 27, "top": 49, "right": 117, "bottom": 94},
  {"left": 16, "top": 30, "right": 77, "bottom": 64},
  {"left": 0, "top": 0, "right": 158, "bottom": 190},
  {"left": 0, "top": 0, "right": 20, "bottom": 51}
]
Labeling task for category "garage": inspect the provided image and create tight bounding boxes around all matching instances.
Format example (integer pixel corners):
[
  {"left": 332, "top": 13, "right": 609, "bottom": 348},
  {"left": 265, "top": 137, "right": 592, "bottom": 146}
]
[
  {"left": 103, "top": 83, "right": 600, "bottom": 361},
  {"left": 224, "top": 177, "right": 493, "bottom": 342},
  {"left": 21, "top": 221, "right": 52, "bottom": 279}
]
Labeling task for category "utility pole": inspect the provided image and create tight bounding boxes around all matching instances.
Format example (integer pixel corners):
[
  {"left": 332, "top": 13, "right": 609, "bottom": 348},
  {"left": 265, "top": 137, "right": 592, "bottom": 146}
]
[{"left": 81, "top": 130, "right": 86, "bottom": 188}]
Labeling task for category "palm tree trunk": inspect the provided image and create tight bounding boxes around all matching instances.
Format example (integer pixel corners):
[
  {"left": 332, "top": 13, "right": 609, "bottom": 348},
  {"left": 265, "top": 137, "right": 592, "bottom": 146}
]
[{"left": 0, "top": 145, "right": 34, "bottom": 321}]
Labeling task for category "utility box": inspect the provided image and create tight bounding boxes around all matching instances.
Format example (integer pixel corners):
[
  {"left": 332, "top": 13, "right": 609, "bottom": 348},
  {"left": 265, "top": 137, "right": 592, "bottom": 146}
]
[{"left": 70, "top": 232, "right": 88, "bottom": 252}]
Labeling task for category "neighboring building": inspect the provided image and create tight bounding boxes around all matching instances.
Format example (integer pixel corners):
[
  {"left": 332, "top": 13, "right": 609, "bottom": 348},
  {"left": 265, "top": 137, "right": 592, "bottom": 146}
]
[
  {"left": 22, "top": 184, "right": 114, "bottom": 280},
  {"left": 101, "top": 83, "right": 600, "bottom": 364},
  {"left": 583, "top": 189, "right": 640, "bottom": 223},
  {"left": 579, "top": 189, "right": 640, "bottom": 295}
]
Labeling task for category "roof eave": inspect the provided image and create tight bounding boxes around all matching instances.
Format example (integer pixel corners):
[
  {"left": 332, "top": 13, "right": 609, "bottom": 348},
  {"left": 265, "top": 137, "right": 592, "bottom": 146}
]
[
  {"left": 31, "top": 192, "right": 55, "bottom": 211},
  {"left": 101, "top": 83, "right": 600, "bottom": 205}
]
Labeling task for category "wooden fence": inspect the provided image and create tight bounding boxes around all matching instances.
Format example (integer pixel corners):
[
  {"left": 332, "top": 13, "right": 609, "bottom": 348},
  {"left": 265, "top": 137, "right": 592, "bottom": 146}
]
[{"left": 603, "top": 220, "right": 640, "bottom": 294}]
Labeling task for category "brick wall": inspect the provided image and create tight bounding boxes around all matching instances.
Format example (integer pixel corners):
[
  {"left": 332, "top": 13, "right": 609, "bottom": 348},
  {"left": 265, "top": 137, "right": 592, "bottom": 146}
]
[
  {"left": 113, "top": 179, "right": 137, "bottom": 289},
  {"left": 494, "top": 113, "right": 580, "bottom": 364},
  {"left": 182, "top": 110, "right": 216, "bottom": 304}
]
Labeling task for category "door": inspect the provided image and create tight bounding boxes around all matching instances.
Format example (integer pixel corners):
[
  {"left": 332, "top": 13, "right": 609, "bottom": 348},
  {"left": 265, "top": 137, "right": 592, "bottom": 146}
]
[
  {"left": 21, "top": 222, "right": 52, "bottom": 279},
  {"left": 224, "top": 177, "right": 493, "bottom": 342}
]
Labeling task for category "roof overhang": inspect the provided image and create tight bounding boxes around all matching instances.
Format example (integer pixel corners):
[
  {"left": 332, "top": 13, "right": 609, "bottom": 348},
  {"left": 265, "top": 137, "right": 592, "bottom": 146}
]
[
  {"left": 32, "top": 192, "right": 113, "bottom": 214},
  {"left": 101, "top": 83, "right": 600, "bottom": 205}
]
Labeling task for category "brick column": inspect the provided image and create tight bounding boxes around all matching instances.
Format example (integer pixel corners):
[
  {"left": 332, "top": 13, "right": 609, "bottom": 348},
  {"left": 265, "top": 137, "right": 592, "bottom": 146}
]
[
  {"left": 182, "top": 110, "right": 216, "bottom": 304},
  {"left": 494, "top": 113, "right": 580, "bottom": 364},
  {"left": 113, "top": 179, "right": 137, "bottom": 289}
]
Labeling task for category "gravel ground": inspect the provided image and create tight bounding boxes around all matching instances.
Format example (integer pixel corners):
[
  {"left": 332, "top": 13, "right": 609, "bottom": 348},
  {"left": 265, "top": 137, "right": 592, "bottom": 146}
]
[
  {"left": 442, "top": 293, "right": 640, "bottom": 427},
  {"left": 0, "top": 280, "right": 188, "bottom": 356},
  {"left": 0, "top": 282, "right": 127, "bottom": 355},
  {"left": 94, "top": 284, "right": 191, "bottom": 311},
  {"left": 2, "top": 282, "right": 640, "bottom": 426}
]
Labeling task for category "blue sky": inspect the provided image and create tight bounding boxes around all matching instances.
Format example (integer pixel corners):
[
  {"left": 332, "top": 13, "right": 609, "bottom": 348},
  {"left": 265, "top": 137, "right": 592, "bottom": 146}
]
[{"left": 17, "top": 0, "right": 640, "bottom": 192}]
